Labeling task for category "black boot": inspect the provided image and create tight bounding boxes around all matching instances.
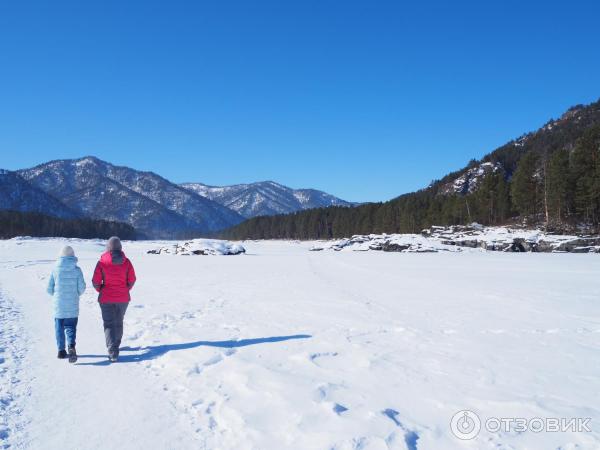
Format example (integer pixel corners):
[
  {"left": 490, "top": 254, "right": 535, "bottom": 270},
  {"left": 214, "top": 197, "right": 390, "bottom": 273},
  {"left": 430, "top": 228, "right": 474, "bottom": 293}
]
[
  {"left": 57, "top": 349, "right": 67, "bottom": 359},
  {"left": 108, "top": 346, "right": 119, "bottom": 362},
  {"left": 68, "top": 346, "right": 77, "bottom": 363}
]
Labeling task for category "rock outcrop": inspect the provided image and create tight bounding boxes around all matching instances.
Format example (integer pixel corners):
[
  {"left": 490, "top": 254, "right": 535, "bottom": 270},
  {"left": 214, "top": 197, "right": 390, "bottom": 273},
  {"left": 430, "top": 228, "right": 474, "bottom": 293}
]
[{"left": 310, "top": 224, "right": 600, "bottom": 253}]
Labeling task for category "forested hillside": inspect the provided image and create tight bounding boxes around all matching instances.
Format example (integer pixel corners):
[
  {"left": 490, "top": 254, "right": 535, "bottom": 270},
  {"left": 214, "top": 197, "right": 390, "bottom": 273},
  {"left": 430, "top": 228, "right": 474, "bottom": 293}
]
[
  {"left": 0, "top": 211, "right": 137, "bottom": 240},
  {"left": 221, "top": 99, "right": 600, "bottom": 240}
]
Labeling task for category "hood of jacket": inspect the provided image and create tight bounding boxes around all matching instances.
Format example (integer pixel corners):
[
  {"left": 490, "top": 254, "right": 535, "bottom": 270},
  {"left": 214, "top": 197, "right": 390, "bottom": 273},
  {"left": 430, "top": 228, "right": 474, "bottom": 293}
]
[
  {"left": 57, "top": 255, "right": 78, "bottom": 267},
  {"left": 100, "top": 250, "right": 128, "bottom": 265}
]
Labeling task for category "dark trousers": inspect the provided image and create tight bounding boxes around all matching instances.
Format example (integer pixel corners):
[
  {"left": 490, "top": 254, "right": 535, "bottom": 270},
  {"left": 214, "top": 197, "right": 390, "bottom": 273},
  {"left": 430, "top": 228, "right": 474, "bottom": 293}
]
[
  {"left": 99, "top": 302, "right": 129, "bottom": 354},
  {"left": 55, "top": 317, "right": 78, "bottom": 350}
]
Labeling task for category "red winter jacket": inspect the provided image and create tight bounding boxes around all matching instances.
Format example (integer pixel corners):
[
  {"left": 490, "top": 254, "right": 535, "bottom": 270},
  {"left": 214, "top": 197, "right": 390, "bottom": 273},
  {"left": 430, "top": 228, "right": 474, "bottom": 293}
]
[{"left": 92, "top": 251, "right": 136, "bottom": 303}]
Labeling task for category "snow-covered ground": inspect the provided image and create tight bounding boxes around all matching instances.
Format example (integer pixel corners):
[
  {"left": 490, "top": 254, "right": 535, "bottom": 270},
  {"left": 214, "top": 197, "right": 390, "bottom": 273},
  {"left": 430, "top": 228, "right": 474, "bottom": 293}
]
[{"left": 1, "top": 238, "right": 599, "bottom": 449}]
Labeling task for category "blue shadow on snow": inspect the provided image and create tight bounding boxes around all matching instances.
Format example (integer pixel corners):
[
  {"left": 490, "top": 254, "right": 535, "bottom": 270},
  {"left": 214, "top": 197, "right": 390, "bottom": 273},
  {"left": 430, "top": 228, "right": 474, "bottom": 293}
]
[{"left": 76, "top": 334, "right": 312, "bottom": 366}]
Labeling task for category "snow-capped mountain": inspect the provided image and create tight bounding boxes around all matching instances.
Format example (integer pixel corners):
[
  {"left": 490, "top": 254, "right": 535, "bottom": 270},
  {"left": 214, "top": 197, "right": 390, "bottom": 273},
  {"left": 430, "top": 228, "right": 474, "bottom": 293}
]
[
  {"left": 5, "top": 157, "right": 354, "bottom": 237},
  {"left": 0, "top": 169, "right": 78, "bottom": 219},
  {"left": 17, "top": 157, "right": 244, "bottom": 238},
  {"left": 180, "top": 180, "right": 354, "bottom": 218}
]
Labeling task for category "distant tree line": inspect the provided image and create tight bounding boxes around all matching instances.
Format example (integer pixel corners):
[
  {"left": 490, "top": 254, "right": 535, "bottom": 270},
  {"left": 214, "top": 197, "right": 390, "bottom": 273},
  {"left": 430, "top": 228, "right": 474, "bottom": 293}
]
[
  {"left": 221, "top": 122, "right": 600, "bottom": 240},
  {"left": 0, "top": 210, "right": 137, "bottom": 240}
]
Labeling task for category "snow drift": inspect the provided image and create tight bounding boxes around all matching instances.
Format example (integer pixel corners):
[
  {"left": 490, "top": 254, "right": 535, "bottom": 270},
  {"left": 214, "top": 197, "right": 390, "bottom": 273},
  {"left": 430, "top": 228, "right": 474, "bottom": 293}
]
[
  {"left": 310, "top": 224, "right": 600, "bottom": 253},
  {"left": 147, "top": 239, "right": 246, "bottom": 256}
]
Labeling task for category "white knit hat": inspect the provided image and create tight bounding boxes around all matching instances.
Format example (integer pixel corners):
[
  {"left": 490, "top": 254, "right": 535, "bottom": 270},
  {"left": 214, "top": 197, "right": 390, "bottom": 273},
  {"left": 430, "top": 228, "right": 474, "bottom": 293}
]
[{"left": 60, "top": 246, "right": 75, "bottom": 257}]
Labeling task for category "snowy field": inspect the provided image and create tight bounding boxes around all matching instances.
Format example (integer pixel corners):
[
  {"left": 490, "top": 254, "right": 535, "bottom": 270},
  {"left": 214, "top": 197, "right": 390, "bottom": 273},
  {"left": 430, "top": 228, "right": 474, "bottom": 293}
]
[{"left": 1, "top": 238, "right": 600, "bottom": 450}]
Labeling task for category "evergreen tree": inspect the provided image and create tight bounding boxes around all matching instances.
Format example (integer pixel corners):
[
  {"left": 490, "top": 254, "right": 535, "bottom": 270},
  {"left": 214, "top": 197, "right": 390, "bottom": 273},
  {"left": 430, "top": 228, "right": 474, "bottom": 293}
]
[
  {"left": 571, "top": 125, "right": 600, "bottom": 225},
  {"left": 510, "top": 152, "right": 540, "bottom": 218},
  {"left": 0, "top": 211, "right": 137, "bottom": 239},
  {"left": 546, "top": 149, "right": 571, "bottom": 222}
]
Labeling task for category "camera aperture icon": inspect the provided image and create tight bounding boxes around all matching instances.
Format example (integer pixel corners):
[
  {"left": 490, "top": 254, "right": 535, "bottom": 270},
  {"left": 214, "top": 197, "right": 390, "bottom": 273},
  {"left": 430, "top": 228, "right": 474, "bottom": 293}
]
[{"left": 450, "top": 410, "right": 481, "bottom": 440}]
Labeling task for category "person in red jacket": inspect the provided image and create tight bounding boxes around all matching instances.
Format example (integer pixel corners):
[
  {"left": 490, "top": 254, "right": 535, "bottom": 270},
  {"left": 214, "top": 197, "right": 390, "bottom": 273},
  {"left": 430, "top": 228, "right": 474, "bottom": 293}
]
[{"left": 92, "top": 236, "right": 136, "bottom": 362}]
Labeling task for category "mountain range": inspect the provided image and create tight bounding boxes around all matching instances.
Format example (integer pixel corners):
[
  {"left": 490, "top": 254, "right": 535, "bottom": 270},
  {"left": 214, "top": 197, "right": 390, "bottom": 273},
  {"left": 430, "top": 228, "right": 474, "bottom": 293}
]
[
  {"left": 4, "top": 98, "right": 599, "bottom": 241},
  {"left": 181, "top": 181, "right": 354, "bottom": 218},
  {"left": 1, "top": 157, "right": 353, "bottom": 238}
]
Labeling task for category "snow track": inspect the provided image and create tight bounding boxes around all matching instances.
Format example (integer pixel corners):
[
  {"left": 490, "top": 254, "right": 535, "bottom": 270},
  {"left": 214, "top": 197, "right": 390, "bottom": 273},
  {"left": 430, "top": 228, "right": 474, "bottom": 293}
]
[
  {"left": 0, "top": 288, "right": 29, "bottom": 448},
  {"left": 0, "top": 238, "right": 599, "bottom": 449}
]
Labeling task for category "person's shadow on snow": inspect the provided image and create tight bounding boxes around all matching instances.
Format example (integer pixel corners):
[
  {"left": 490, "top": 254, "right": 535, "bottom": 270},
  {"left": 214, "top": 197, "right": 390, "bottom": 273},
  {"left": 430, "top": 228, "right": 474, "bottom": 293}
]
[{"left": 76, "top": 334, "right": 312, "bottom": 366}]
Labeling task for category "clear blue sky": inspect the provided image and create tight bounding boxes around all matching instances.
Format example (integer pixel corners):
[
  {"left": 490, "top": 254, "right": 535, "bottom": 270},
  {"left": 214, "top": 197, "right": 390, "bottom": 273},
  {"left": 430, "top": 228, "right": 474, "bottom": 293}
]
[{"left": 1, "top": 1, "right": 599, "bottom": 202}]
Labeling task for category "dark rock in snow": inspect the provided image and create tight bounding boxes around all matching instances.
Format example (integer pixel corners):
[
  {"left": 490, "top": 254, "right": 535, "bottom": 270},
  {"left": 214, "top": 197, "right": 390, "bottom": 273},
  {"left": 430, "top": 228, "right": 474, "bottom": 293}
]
[
  {"left": 555, "top": 237, "right": 600, "bottom": 252},
  {"left": 381, "top": 242, "right": 410, "bottom": 252}
]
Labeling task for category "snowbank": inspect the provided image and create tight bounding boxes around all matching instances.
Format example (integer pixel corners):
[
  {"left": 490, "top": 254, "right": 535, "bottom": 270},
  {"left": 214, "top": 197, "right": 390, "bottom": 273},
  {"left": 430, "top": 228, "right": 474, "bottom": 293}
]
[
  {"left": 310, "top": 234, "right": 457, "bottom": 253},
  {"left": 310, "top": 225, "right": 600, "bottom": 253},
  {"left": 147, "top": 239, "right": 245, "bottom": 256},
  {"left": 426, "top": 224, "right": 600, "bottom": 252}
]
